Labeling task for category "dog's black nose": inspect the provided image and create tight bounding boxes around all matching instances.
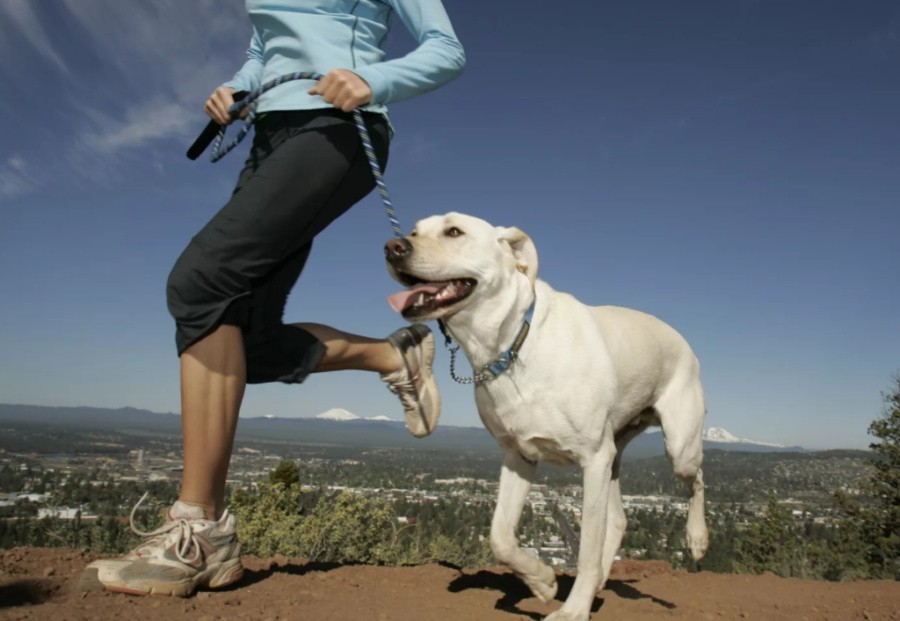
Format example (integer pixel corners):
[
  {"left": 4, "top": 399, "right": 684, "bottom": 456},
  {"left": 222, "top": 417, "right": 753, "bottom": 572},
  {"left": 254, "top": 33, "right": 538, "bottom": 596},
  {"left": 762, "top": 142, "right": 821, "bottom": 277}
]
[{"left": 384, "top": 237, "right": 412, "bottom": 261}]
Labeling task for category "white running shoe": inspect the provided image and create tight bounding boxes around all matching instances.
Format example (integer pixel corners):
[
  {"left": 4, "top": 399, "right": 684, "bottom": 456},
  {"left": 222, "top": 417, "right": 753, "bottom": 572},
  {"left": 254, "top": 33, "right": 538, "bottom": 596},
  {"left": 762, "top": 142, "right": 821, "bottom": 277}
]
[
  {"left": 381, "top": 324, "right": 441, "bottom": 437},
  {"left": 79, "top": 493, "right": 243, "bottom": 597}
]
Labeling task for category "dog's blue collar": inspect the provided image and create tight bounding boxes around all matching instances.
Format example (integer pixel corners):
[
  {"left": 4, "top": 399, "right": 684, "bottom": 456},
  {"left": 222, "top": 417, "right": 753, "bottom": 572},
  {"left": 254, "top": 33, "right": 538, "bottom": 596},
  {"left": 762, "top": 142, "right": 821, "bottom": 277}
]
[
  {"left": 438, "top": 297, "right": 536, "bottom": 384},
  {"left": 484, "top": 299, "right": 536, "bottom": 378}
]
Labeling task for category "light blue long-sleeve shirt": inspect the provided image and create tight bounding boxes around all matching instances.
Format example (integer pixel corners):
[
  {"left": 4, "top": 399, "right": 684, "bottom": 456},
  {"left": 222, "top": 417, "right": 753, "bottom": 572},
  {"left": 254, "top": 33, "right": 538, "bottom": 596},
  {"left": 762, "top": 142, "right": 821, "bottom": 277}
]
[{"left": 222, "top": 0, "right": 465, "bottom": 116}]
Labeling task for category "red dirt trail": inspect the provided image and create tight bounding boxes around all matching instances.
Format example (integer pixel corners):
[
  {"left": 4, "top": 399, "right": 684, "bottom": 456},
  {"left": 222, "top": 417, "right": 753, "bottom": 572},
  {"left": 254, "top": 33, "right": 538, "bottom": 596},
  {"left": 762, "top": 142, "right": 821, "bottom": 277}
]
[{"left": 1, "top": 547, "right": 898, "bottom": 620}]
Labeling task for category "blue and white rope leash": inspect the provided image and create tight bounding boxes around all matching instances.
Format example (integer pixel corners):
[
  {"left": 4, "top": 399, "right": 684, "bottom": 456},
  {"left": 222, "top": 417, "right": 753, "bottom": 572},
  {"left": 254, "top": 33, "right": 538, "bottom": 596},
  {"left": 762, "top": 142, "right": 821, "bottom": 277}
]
[
  {"left": 209, "top": 71, "right": 402, "bottom": 238},
  {"left": 200, "top": 72, "right": 535, "bottom": 385}
]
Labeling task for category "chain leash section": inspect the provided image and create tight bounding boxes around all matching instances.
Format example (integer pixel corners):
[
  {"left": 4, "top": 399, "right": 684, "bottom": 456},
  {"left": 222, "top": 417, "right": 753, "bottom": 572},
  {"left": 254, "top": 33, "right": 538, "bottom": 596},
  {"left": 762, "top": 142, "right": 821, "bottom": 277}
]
[{"left": 443, "top": 336, "right": 495, "bottom": 385}]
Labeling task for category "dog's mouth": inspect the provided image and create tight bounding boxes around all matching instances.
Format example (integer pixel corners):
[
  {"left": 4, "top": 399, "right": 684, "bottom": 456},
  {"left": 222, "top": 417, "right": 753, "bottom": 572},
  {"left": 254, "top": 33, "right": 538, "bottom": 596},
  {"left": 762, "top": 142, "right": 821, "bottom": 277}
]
[{"left": 387, "top": 274, "right": 477, "bottom": 319}]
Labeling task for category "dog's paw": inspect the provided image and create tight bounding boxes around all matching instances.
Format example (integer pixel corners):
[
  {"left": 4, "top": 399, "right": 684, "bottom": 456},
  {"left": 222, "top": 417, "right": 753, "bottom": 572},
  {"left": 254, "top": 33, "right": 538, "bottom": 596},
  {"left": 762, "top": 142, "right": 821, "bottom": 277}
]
[
  {"left": 544, "top": 608, "right": 589, "bottom": 621},
  {"left": 687, "top": 521, "right": 709, "bottom": 561},
  {"left": 688, "top": 534, "right": 709, "bottom": 561},
  {"left": 523, "top": 564, "right": 558, "bottom": 604}
]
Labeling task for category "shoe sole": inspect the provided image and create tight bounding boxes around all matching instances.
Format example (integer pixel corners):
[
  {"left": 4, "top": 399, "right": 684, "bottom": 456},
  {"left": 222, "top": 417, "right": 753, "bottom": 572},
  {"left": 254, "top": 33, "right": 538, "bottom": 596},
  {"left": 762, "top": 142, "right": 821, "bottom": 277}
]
[
  {"left": 389, "top": 324, "right": 440, "bottom": 437},
  {"left": 80, "top": 558, "right": 244, "bottom": 597}
]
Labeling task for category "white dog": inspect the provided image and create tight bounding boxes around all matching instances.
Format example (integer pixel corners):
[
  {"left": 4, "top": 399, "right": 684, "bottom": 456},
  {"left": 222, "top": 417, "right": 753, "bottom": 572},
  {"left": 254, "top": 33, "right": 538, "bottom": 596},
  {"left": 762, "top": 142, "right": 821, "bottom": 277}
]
[{"left": 385, "top": 212, "right": 709, "bottom": 621}]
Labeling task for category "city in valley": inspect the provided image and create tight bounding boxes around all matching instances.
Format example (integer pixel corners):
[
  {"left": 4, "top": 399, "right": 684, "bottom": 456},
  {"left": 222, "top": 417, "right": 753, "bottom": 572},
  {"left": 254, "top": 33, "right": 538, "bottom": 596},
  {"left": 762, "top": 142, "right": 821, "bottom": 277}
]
[{"left": 0, "top": 404, "right": 877, "bottom": 576}]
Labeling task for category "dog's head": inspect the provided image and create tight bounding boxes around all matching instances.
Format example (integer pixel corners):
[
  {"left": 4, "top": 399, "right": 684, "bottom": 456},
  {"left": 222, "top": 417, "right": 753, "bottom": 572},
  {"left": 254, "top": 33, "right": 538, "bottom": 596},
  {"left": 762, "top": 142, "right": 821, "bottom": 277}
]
[{"left": 384, "top": 212, "right": 538, "bottom": 322}]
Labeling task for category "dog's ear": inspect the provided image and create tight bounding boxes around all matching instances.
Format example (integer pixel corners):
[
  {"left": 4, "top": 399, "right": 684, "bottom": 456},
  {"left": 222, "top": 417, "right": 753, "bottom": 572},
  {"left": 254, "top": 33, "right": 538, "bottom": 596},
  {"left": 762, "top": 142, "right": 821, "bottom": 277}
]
[{"left": 497, "top": 227, "right": 538, "bottom": 288}]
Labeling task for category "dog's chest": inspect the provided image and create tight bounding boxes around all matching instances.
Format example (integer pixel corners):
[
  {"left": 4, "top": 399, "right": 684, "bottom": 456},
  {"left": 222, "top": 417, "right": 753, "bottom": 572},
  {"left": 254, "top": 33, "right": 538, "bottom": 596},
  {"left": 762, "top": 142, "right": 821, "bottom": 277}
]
[{"left": 475, "top": 384, "right": 588, "bottom": 467}]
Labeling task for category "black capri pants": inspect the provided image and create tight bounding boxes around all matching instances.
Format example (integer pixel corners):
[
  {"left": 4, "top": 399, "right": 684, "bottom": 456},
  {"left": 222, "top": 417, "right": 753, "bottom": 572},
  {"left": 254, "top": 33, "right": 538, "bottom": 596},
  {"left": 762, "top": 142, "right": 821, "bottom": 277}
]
[{"left": 166, "top": 108, "right": 390, "bottom": 384}]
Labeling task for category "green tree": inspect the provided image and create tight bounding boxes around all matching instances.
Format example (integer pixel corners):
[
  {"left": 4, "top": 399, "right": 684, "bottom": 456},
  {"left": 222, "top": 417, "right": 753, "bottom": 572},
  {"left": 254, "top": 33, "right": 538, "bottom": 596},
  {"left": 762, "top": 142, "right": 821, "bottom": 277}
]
[
  {"left": 231, "top": 481, "right": 310, "bottom": 557},
  {"left": 297, "top": 491, "right": 397, "bottom": 564},
  {"left": 696, "top": 512, "right": 738, "bottom": 574},
  {"left": 269, "top": 460, "right": 302, "bottom": 487},
  {"left": 864, "top": 375, "right": 900, "bottom": 578},
  {"left": 806, "top": 520, "right": 869, "bottom": 581},
  {"left": 834, "top": 374, "right": 900, "bottom": 579},
  {"left": 735, "top": 495, "right": 812, "bottom": 578}
]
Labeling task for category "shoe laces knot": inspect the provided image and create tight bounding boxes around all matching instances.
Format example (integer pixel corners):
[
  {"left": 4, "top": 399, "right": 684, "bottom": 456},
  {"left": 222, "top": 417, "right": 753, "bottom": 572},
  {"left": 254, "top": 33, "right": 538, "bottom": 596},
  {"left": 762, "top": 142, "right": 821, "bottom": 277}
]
[
  {"left": 127, "top": 492, "right": 204, "bottom": 564},
  {"left": 386, "top": 373, "right": 420, "bottom": 412}
]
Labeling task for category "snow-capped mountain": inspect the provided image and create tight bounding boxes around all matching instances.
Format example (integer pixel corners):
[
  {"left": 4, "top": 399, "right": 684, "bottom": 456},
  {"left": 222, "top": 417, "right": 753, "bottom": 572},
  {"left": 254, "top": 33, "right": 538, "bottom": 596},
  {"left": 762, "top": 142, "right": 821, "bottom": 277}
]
[
  {"left": 315, "top": 408, "right": 360, "bottom": 421},
  {"left": 313, "top": 409, "right": 394, "bottom": 422},
  {"left": 703, "top": 426, "right": 785, "bottom": 448}
]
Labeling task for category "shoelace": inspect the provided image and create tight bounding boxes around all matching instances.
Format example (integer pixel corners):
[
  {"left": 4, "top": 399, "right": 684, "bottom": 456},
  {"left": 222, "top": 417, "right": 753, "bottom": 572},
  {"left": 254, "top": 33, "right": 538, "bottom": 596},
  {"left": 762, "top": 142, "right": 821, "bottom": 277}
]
[
  {"left": 387, "top": 377, "right": 420, "bottom": 411},
  {"left": 128, "top": 492, "right": 204, "bottom": 564}
]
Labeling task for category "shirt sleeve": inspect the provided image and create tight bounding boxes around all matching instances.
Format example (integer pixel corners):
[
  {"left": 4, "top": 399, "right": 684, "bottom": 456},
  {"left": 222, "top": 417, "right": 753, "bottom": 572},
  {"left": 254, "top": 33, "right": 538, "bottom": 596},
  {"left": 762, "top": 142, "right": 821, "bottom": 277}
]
[
  {"left": 352, "top": 0, "right": 466, "bottom": 106},
  {"left": 221, "top": 29, "right": 265, "bottom": 93}
]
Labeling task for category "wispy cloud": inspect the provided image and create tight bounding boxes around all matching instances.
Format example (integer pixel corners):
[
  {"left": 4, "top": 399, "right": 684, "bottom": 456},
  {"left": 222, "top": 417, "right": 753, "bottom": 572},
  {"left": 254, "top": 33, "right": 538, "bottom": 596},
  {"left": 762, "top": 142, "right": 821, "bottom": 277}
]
[
  {"left": 864, "top": 12, "right": 900, "bottom": 58},
  {"left": 0, "top": 0, "right": 70, "bottom": 74},
  {"left": 77, "top": 99, "right": 197, "bottom": 154},
  {"left": 0, "top": 1, "right": 250, "bottom": 197},
  {"left": 0, "top": 156, "right": 38, "bottom": 200},
  {"left": 58, "top": 0, "right": 248, "bottom": 156},
  {"left": 58, "top": 0, "right": 247, "bottom": 108},
  {"left": 394, "top": 132, "right": 439, "bottom": 167}
]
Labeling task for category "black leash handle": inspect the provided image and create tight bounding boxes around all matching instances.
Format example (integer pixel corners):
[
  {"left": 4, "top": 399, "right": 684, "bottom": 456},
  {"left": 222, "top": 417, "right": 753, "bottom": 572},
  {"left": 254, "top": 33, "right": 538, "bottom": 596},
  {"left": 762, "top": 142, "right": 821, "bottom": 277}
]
[{"left": 185, "top": 91, "right": 248, "bottom": 160}]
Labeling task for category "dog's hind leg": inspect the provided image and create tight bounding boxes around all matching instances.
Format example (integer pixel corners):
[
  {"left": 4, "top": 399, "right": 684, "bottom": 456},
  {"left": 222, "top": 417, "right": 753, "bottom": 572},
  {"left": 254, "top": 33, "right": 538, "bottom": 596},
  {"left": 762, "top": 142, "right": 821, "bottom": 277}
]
[
  {"left": 490, "top": 449, "right": 558, "bottom": 603},
  {"left": 597, "top": 424, "right": 646, "bottom": 589},
  {"left": 683, "top": 466, "right": 708, "bottom": 561},
  {"left": 656, "top": 374, "right": 709, "bottom": 561},
  {"left": 598, "top": 471, "right": 625, "bottom": 590}
]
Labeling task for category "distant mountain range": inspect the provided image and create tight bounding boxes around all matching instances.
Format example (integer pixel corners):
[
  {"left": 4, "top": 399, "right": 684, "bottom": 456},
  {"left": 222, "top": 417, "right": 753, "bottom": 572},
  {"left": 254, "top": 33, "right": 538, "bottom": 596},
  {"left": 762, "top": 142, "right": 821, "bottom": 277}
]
[
  {"left": 703, "top": 426, "right": 787, "bottom": 448},
  {"left": 315, "top": 408, "right": 393, "bottom": 422},
  {"left": 0, "top": 404, "right": 805, "bottom": 459}
]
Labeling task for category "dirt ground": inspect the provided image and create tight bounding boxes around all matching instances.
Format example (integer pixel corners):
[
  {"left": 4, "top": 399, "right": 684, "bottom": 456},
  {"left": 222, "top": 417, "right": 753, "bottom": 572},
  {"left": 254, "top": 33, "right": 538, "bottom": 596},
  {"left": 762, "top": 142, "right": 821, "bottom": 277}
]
[{"left": 0, "top": 547, "right": 897, "bottom": 621}]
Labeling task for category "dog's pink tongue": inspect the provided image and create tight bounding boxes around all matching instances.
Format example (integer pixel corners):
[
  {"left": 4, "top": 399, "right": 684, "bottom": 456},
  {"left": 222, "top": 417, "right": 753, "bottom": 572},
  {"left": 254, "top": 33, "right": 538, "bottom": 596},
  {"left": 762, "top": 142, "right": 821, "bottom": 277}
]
[{"left": 387, "top": 283, "right": 443, "bottom": 313}]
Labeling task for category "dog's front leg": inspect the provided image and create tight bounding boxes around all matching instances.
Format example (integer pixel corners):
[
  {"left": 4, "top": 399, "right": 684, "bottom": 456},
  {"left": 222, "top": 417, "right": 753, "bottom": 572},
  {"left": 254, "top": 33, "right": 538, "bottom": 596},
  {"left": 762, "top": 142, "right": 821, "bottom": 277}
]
[
  {"left": 546, "top": 433, "right": 615, "bottom": 621},
  {"left": 489, "top": 449, "right": 558, "bottom": 603}
]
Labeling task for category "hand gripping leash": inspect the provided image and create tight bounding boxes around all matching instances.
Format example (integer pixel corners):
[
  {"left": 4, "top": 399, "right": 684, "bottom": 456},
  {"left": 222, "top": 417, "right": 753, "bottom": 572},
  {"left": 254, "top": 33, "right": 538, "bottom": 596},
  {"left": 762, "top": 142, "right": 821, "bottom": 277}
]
[{"left": 187, "top": 72, "right": 402, "bottom": 238}]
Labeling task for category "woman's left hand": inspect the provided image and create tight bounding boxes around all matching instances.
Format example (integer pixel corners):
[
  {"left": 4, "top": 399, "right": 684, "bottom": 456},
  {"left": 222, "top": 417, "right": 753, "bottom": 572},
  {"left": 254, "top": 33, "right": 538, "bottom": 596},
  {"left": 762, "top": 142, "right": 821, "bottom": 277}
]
[{"left": 308, "top": 69, "right": 373, "bottom": 112}]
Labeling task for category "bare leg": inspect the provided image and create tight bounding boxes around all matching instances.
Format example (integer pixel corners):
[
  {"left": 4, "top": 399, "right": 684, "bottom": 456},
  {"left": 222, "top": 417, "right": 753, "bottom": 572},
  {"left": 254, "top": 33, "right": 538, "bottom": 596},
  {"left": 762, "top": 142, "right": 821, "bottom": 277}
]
[
  {"left": 178, "top": 324, "right": 246, "bottom": 521},
  {"left": 300, "top": 323, "right": 400, "bottom": 374},
  {"left": 178, "top": 323, "right": 403, "bottom": 520}
]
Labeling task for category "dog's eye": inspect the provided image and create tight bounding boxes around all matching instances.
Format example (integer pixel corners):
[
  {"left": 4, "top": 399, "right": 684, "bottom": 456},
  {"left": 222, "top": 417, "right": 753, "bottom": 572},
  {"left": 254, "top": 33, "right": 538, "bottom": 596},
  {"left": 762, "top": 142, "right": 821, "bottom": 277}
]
[
  {"left": 410, "top": 230, "right": 418, "bottom": 237},
  {"left": 445, "top": 227, "right": 464, "bottom": 238}
]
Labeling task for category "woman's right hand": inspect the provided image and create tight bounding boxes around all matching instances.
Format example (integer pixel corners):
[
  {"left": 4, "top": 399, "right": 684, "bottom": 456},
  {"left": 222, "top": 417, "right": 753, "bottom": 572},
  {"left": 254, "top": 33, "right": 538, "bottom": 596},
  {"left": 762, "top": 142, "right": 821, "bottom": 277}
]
[{"left": 204, "top": 86, "right": 242, "bottom": 125}]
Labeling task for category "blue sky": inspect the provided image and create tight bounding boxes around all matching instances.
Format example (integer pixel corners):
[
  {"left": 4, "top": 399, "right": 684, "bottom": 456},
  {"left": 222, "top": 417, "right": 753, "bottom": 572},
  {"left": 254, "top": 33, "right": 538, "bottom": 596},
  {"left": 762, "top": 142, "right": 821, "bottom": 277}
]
[{"left": 1, "top": 0, "right": 897, "bottom": 450}]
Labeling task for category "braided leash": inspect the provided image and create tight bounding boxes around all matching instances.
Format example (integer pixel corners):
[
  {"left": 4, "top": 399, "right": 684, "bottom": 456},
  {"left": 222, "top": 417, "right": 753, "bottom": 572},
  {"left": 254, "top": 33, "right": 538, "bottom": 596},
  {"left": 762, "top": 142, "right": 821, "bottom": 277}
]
[{"left": 209, "top": 71, "right": 402, "bottom": 238}]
